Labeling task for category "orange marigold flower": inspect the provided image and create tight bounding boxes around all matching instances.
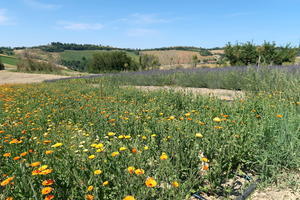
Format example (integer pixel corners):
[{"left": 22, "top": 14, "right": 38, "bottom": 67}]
[
  {"left": 45, "top": 150, "right": 53, "bottom": 155},
  {"left": 134, "top": 169, "right": 145, "bottom": 175},
  {"left": 145, "top": 177, "right": 157, "bottom": 188},
  {"left": 42, "top": 179, "right": 54, "bottom": 186},
  {"left": 123, "top": 196, "right": 136, "bottom": 200},
  {"left": 13, "top": 156, "right": 21, "bottom": 160},
  {"left": 85, "top": 194, "right": 94, "bottom": 200},
  {"left": 30, "top": 162, "right": 41, "bottom": 167},
  {"left": 41, "top": 187, "right": 53, "bottom": 195},
  {"left": 20, "top": 152, "right": 28, "bottom": 157},
  {"left": 160, "top": 152, "right": 168, "bottom": 160},
  {"left": 32, "top": 170, "right": 42, "bottom": 175},
  {"left": 39, "top": 169, "right": 53, "bottom": 175},
  {"left": 6, "top": 197, "right": 13, "bottom": 200},
  {"left": 127, "top": 166, "right": 135, "bottom": 174},
  {"left": 3, "top": 153, "right": 11, "bottom": 157},
  {"left": 131, "top": 148, "right": 137, "bottom": 153},
  {"left": 276, "top": 114, "right": 283, "bottom": 118},
  {"left": 1, "top": 176, "right": 14, "bottom": 186},
  {"left": 44, "top": 195, "right": 55, "bottom": 200}
]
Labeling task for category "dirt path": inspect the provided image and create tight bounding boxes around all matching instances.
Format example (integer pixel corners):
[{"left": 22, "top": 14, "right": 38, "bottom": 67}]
[
  {"left": 126, "top": 86, "right": 245, "bottom": 101},
  {"left": 0, "top": 71, "right": 69, "bottom": 85}
]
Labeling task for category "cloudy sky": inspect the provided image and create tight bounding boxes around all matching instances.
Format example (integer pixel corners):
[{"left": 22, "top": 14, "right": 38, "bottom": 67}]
[{"left": 1, "top": 0, "right": 300, "bottom": 48}]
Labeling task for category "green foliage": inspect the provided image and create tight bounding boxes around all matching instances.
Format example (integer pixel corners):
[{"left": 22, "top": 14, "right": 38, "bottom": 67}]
[
  {"left": 224, "top": 41, "right": 297, "bottom": 66},
  {"left": 0, "top": 47, "right": 14, "bottom": 55},
  {"left": 139, "top": 54, "right": 160, "bottom": 70},
  {"left": 0, "top": 59, "right": 5, "bottom": 70},
  {"left": 88, "top": 51, "right": 138, "bottom": 73}
]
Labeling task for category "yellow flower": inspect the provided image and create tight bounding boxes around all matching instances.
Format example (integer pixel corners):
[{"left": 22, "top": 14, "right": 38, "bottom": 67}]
[
  {"left": 30, "top": 162, "right": 41, "bottom": 167},
  {"left": 213, "top": 117, "right": 221, "bottom": 122},
  {"left": 171, "top": 181, "right": 180, "bottom": 188},
  {"left": 195, "top": 133, "right": 203, "bottom": 138},
  {"left": 160, "top": 152, "right": 168, "bottom": 160},
  {"left": 124, "top": 135, "right": 131, "bottom": 139},
  {"left": 134, "top": 169, "right": 145, "bottom": 175},
  {"left": 88, "top": 155, "right": 96, "bottom": 159},
  {"left": 95, "top": 143, "right": 104, "bottom": 148},
  {"left": 119, "top": 147, "right": 127, "bottom": 151},
  {"left": 42, "top": 179, "right": 54, "bottom": 186},
  {"left": 41, "top": 187, "right": 53, "bottom": 195},
  {"left": 87, "top": 185, "right": 94, "bottom": 191},
  {"left": 107, "top": 132, "right": 116, "bottom": 136},
  {"left": 201, "top": 157, "right": 209, "bottom": 163},
  {"left": 184, "top": 113, "right": 191, "bottom": 117},
  {"left": 169, "top": 116, "right": 175, "bottom": 120},
  {"left": 123, "top": 196, "right": 136, "bottom": 200},
  {"left": 144, "top": 146, "right": 149, "bottom": 150},
  {"left": 38, "top": 165, "right": 48, "bottom": 171},
  {"left": 94, "top": 170, "right": 102, "bottom": 175},
  {"left": 102, "top": 181, "right": 109, "bottom": 186},
  {"left": 111, "top": 151, "right": 120, "bottom": 157},
  {"left": 145, "top": 177, "right": 157, "bottom": 187},
  {"left": 127, "top": 166, "right": 135, "bottom": 174},
  {"left": 51, "top": 143, "right": 63, "bottom": 148}
]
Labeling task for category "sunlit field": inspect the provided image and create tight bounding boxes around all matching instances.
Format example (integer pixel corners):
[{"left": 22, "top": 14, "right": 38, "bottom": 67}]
[{"left": 0, "top": 67, "right": 299, "bottom": 200}]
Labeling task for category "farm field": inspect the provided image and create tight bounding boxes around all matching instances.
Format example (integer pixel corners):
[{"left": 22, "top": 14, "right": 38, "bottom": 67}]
[
  {"left": 0, "top": 55, "right": 18, "bottom": 66},
  {"left": 0, "top": 67, "right": 299, "bottom": 200}
]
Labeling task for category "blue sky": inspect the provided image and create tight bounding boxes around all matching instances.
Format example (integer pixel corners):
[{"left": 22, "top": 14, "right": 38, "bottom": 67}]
[{"left": 1, "top": 0, "right": 300, "bottom": 48}]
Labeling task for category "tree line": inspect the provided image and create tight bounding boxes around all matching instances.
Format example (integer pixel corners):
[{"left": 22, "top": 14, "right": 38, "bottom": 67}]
[{"left": 224, "top": 41, "right": 298, "bottom": 66}]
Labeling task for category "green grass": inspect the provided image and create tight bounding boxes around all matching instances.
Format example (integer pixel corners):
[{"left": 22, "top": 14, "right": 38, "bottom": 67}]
[
  {"left": 60, "top": 50, "right": 139, "bottom": 62},
  {"left": 0, "top": 69, "right": 299, "bottom": 199},
  {"left": 0, "top": 55, "right": 18, "bottom": 66}
]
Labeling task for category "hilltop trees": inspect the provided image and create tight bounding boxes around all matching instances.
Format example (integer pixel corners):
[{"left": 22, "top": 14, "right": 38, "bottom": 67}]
[
  {"left": 0, "top": 60, "right": 5, "bottom": 70},
  {"left": 224, "top": 41, "right": 297, "bottom": 66}
]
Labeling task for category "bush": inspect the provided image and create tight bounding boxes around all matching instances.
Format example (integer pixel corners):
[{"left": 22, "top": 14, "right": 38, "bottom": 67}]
[
  {"left": 88, "top": 51, "right": 138, "bottom": 73},
  {"left": 0, "top": 61, "right": 5, "bottom": 70}
]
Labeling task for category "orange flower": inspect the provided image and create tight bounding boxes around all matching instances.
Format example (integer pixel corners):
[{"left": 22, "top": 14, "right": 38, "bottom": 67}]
[
  {"left": 13, "top": 156, "right": 21, "bottom": 160},
  {"left": 30, "top": 162, "right": 41, "bottom": 167},
  {"left": 6, "top": 197, "right": 13, "bottom": 200},
  {"left": 1, "top": 176, "right": 14, "bottom": 186},
  {"left": 127, "top": 166, "right": 135, "bottom": 174},
  {"left": 32, "top": 170, "right": 42, "bottom": 175},
  {"left": 39, "top": 169, "right": 53, "bottom": 175},
  {"left": 85, "top": 194, "right": 94, "bottom": 200},
  {"left": 42, "top": 179, "right": 54, "bottom": 186},
  {"left": 44, "top": 195, "right": 55, "bottom": 200},
  {"left": 131, "top": 148, "right": 137, "bottom": 153},
  {"left": 171, "top": 181, "right": 180, "bottom": 188},
  {"left": 145, "top": 177, "right": 157, "bottom": 188},
  {"left": 20, "top": 152, "right": 28, "bottom": 157},
  {"left": 276, "top": 114, "right": 283, "bottom": 118},
  {"left": 45, "top": 150, "right": 53, "bottom": 155},
  {"left": 41, "top": 187, "right": 53, "bottom": 195},
  {"left": 3, "top": 153, "right": 11, "bottom": 157},
  {"left": 160, "top": 152, "right": 168, "bottom": 160}
]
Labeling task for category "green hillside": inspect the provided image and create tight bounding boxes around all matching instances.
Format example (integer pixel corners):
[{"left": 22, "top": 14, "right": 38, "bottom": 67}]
[{"left": 0, "top": 55, "right": 18, "bottom": 66}]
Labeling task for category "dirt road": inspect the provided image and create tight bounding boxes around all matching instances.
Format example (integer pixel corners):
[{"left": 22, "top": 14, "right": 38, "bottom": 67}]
[{"left": 0, "top": 71, "right": 69, "bottom": 85}]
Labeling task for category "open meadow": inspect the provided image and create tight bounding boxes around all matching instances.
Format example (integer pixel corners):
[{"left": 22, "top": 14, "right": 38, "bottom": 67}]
[{"left": 0, "top": 66, "right": 299, "bottom": 200}]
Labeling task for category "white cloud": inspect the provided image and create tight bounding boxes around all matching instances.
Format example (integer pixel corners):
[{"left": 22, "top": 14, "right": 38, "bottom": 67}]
[
  {"left": 23, "top": 0, "right": 61, "bottom": 10},
  {"left": 58, "top": 21, "right": 104, "bottom": 31},
  {"left": 0, "top": 9, "right": 9, "bottom": 25},
  {"left": 122, "top": 13, "right": 169, "bottom": 25},
  {"left": 127, "top": 28, "right": 158, "bottom": 37}
]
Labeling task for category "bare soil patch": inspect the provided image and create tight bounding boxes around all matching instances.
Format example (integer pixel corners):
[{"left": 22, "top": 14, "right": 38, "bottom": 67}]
[
  {"left": 0, "top": 71, "right": 68, "bottom": 85},
  {"left": 125, "top": 86, "right": 244, "bottom": 101}
]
